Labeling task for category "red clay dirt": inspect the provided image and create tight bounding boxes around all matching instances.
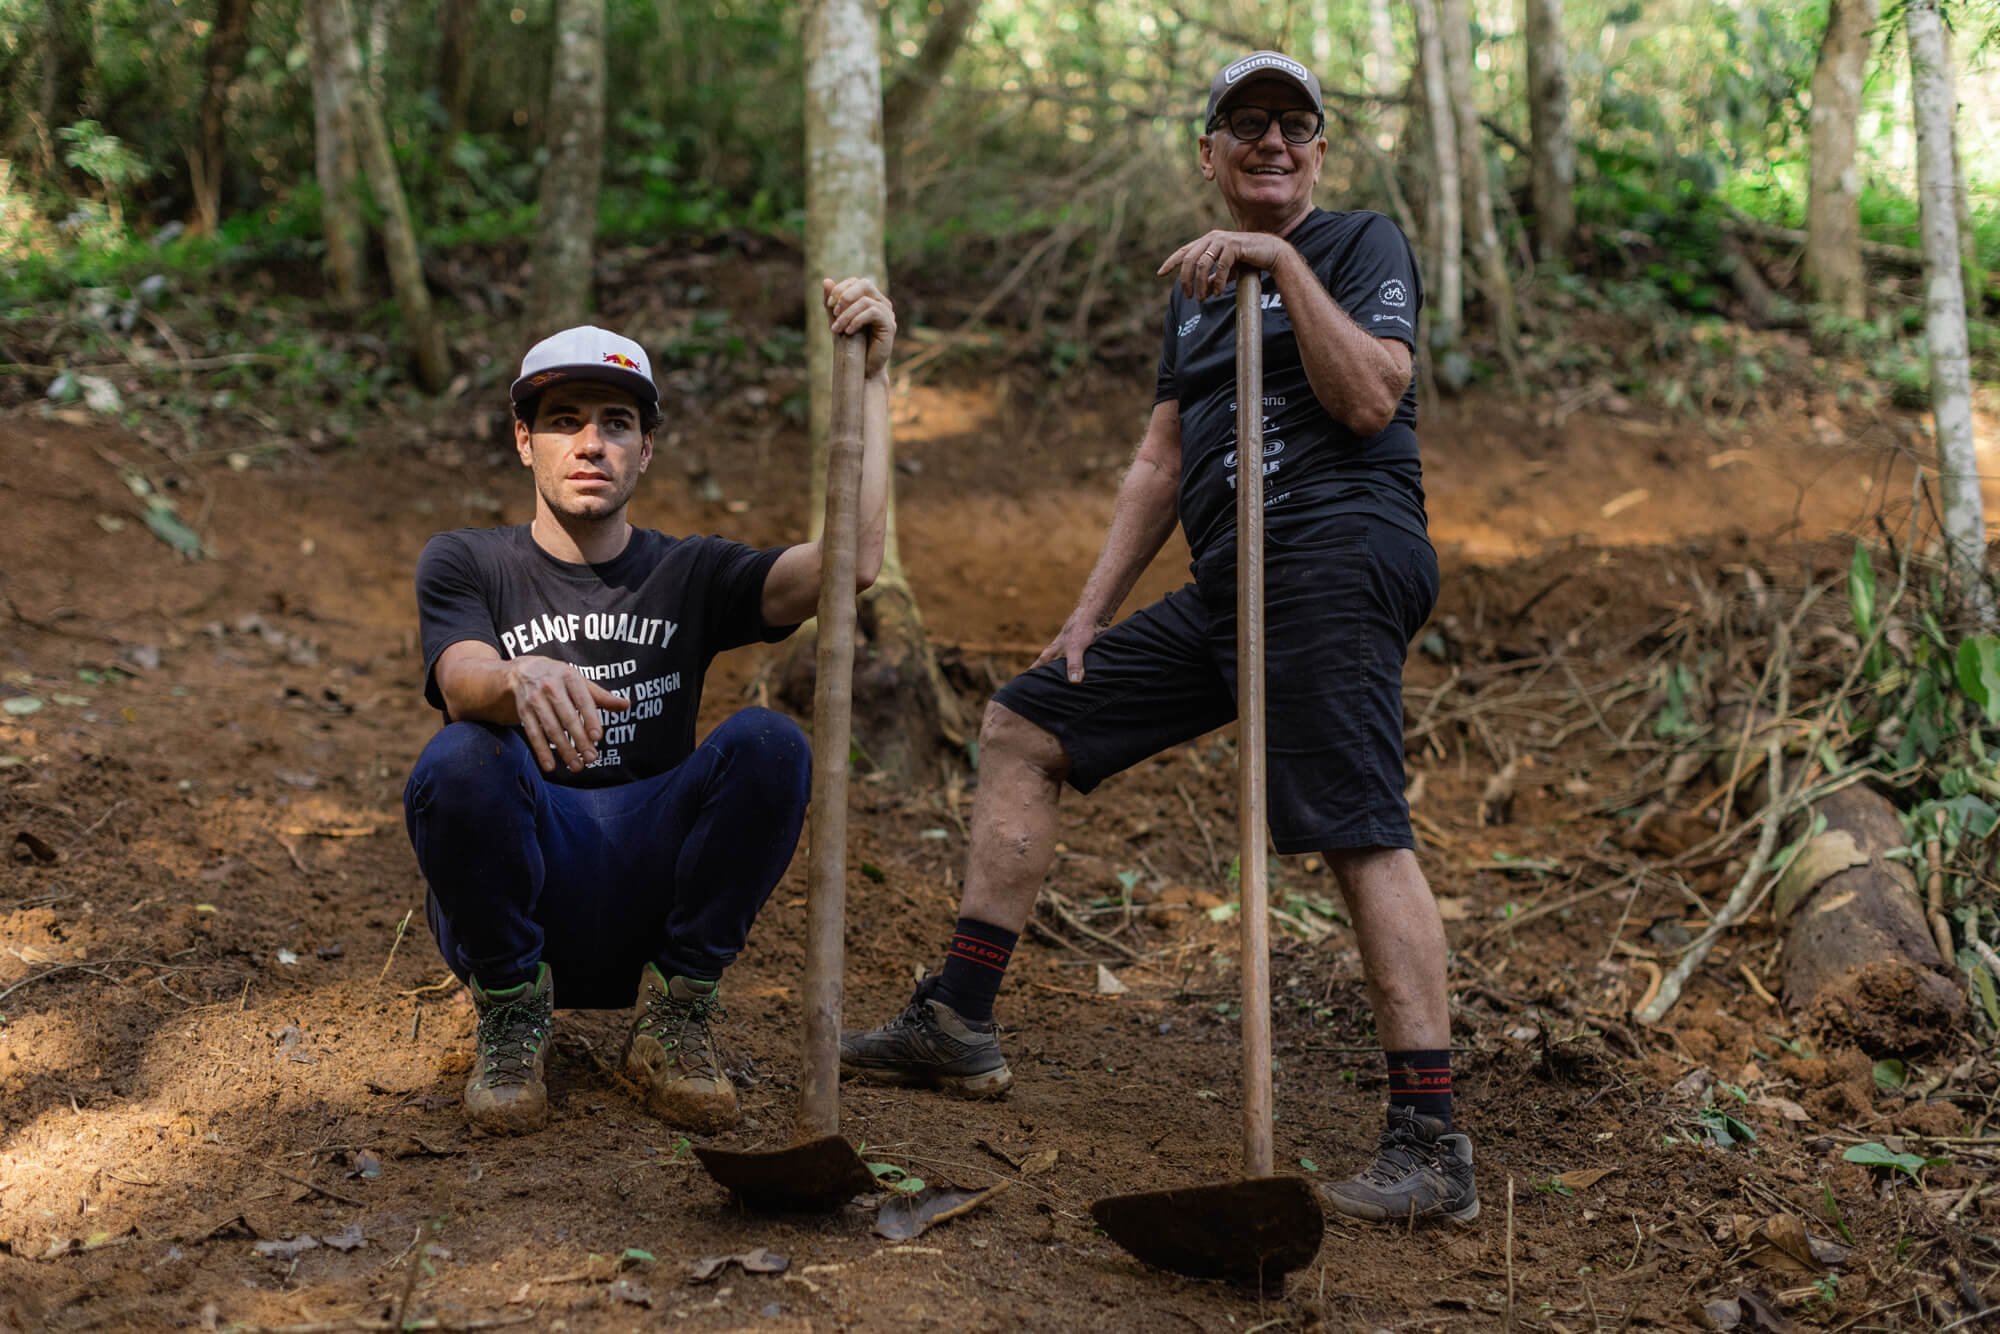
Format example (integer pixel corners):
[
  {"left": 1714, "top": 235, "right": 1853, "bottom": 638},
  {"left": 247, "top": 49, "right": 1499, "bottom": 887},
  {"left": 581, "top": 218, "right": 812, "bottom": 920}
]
[{"left": 2, "top": 357, "right": 1995, "bottom": 1334}]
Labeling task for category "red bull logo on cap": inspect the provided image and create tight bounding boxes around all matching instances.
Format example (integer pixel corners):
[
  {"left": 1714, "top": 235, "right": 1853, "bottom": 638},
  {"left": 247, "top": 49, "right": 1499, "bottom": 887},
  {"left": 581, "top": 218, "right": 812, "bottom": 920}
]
[{"left": 602, "top": 352, "right": 639, "bottom": 370}]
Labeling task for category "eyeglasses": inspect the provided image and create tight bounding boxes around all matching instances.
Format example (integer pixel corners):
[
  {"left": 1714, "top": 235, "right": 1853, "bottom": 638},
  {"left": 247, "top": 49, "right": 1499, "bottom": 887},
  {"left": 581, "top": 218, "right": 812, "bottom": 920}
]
[{"left": 1207, "top": 105, "right": 1324, "bottom": 145}]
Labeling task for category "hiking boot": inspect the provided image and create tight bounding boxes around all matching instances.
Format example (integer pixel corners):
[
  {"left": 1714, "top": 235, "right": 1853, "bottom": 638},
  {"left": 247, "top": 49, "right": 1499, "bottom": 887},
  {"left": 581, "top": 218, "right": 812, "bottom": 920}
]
[
  {"left": 623, "top": 964, "right": 739, "bottom": 1133},
  {"left": 465, "top": 963, "right": 554, "bottom": 1134},
  {"left": 839, "top": 975, "right": 1012, "bottom": 1097},
  {"left": 1323, "top": 1105, "right": 1479, "bottom": 1224}
]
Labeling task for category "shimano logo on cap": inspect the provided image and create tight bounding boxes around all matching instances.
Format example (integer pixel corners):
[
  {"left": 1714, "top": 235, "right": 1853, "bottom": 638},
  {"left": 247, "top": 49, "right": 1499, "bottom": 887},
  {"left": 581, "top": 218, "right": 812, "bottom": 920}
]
[{"left": 1225, "top": 53, "right": 1308, "bottom": 84}]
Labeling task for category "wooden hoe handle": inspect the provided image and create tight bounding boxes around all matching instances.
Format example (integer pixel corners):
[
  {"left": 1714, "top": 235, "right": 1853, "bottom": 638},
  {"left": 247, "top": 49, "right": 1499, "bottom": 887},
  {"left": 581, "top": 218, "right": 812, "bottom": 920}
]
[
  {"left": 799, "top": 334, "right": 865, "bottom": 1139},
  {"left": 1233, "top": 272, "right": 1274, "bottom": 1180}
]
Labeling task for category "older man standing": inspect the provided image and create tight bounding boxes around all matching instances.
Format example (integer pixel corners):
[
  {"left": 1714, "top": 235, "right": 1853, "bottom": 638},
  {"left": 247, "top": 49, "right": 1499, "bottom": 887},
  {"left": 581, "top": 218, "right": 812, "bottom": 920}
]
[{"left": 841, "top": 52, "right": 1473, "bottom": 1223}]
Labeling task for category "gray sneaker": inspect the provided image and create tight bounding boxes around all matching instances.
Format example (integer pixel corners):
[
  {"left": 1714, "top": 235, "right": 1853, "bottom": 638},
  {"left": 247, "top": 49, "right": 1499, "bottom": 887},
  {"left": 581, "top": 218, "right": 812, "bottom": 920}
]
[
  {"left": 839, "top": 975, "right": 1012, "bottom": 1097},
  {"left": 465, "top": 963, "right": 554, "bottom": 1134},
  {"left": 1324, "top": 1106, "right": 1479, "bottom": 1224}
]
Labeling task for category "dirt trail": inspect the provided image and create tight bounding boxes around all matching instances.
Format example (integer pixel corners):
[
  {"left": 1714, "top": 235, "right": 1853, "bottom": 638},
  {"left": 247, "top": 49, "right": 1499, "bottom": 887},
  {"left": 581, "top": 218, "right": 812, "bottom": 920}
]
[{"left": 0, "top": 383, "right": 1987, "bottom": 1333}]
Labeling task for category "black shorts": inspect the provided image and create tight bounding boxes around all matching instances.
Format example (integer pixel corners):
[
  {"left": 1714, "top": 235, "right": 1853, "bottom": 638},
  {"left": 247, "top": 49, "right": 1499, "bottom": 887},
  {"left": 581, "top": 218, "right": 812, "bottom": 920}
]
[{"left": 993, "top": 518, "right": 1438, "bottom": 856}]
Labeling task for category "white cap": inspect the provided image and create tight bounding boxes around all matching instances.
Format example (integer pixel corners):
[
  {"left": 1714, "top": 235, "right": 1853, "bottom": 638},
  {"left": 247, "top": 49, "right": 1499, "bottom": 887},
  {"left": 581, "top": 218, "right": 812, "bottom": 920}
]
[{"left": 510, "top": 325, "right": 659, "bottom": 425}]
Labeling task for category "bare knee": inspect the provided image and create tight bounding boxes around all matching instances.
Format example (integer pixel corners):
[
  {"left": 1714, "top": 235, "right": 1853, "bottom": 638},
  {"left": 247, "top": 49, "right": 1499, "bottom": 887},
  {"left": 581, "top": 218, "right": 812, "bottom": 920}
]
[{"left": 979, "top": 701, "right": 1071, "bottom": 785}]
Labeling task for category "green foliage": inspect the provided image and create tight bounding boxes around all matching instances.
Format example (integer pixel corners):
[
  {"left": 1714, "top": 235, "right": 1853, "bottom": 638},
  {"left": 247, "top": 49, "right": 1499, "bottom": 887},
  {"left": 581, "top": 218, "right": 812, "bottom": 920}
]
[{"left": 1842, "top": 1140, "right": 1948, "bottom": 1184}]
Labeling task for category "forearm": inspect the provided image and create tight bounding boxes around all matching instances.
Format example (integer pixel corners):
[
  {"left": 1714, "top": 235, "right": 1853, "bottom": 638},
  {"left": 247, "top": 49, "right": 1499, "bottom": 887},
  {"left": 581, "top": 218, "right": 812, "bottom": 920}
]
[
  {"left": 438, "top": 655, "right": 523, "bottom": 726},
  {"left": 1072, "top": 445, "right": 1180, "bottom": 626},
  {"left": 854, "top": 370, "right": 891, "bottom": 588},
  {"left": 1267, "top": 245, "right": 1405, "bottom": 435}
]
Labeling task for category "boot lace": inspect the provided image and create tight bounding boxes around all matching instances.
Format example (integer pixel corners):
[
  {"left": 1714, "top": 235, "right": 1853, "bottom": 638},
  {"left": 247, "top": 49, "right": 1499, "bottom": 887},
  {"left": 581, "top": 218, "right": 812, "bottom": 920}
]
[
  {"left": 637, "top": 987, "right": 727, "bottom": 1079},
  {"left": 476, "top": 991, "right": 550, "bottom": 1088},
  {"left": 1358, "top": 1120, "right": 1437, "bottom": 1188}
]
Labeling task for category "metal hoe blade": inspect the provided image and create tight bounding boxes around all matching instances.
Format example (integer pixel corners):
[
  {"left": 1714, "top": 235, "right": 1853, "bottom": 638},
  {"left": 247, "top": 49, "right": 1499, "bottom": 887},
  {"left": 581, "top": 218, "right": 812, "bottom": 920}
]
[
  {"left": 1090, "top": 270, "right": 1324, "bottom": 1283},
  {"left": 1089, "top": 1177, "right": 1323, "bottom": 1289},
  {"left": 695, "top": 333, "right": 872, "bottom": 1211},
  {"left": 694, "top": 1136, "right": 879, "bottom": 1214}
]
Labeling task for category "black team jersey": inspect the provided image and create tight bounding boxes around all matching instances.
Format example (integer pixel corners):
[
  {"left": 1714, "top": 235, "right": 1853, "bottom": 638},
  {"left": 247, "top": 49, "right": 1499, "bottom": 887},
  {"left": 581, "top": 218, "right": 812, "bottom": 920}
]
[
  {"left": 414, "top": 526, "right": 795, "bottom": 789},
  {"left": 1155, "top": 208, "right": 1428, "bottom": 560}
]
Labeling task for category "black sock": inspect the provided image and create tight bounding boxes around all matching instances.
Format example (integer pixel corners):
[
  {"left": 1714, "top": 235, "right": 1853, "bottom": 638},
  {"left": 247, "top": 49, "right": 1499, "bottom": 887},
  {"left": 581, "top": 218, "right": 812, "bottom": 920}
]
[
  {"left": 1386, "top": 1049, "right": 1453, "bottom": 1128},
  {"left": 931, "top": 917, "right": 1018, "bottom": 1023}
]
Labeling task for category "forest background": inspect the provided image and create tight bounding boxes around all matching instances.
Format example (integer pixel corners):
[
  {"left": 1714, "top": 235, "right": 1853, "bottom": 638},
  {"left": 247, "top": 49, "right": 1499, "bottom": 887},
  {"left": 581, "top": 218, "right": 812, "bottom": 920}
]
[{"left": 8, "top": 2, "right": 2000, "bottom": 1331}]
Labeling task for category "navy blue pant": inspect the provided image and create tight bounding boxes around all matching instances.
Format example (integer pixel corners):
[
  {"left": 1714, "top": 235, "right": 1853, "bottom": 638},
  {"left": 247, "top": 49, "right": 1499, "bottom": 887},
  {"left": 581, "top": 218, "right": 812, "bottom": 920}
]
[{"left": 403, "top": 708, "right": 810, "bottom": 1010}]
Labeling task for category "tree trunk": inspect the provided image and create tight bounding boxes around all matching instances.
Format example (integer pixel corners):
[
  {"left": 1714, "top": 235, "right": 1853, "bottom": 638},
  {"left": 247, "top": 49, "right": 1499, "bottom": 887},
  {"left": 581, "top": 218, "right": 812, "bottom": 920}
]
[
  {"left": 1941, "top": 46, "right": 1985, "bottom": 313},
  {"left": 189, "top": 0, "right": 256, "bottom": 236},
  {"left": 314, "top": 0, "right": 452, "bottom": 393},
  {"left": 881, "top": 0, "right": 980, "bottom": 149},
  {"left": 1805, "top": 0, "right": 1876, "bottom": 320},
  {"left": 1440, "top": 0, "right": 1516, "bottom": 369},
  {"left": 797, "top": 0, "right": 959, "bottom": 785},
  {"left": 436, "top": 0, "right": 478, "bottom": 141},
  {"left": 1369, "top": 0, "right": 1398, "bottom": 97},
  {"left": 530, "top": 0, "right": 606, "bottom": 333},
  {"left": 38, "top": 0, "right": 92, "bottom": 142},
  {"left": 1779, "top": 785, "right": 1965, "bottom": 1055},
  {"left": 1522, "top": 0, "right": 1574, "bottom": 258},
  {"left": 305, "top": 0, "right": 369, "bottom": 308},
  {"left": 1907, "top": 0, "right": 1992, "bottom": 627},
  {"left": 1410, "top": 0, "right": 1462, "bottom": 378}
]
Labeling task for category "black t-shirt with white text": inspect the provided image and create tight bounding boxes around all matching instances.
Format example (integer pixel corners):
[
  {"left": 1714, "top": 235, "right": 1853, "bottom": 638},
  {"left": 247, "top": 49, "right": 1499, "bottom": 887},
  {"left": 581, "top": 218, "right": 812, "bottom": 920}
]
[
  {"left": 1155, "top": 208, "right": 1427, "bottom": 561},
  {"left": 415, "top": 526, "right": 794, "bottom": 788}
]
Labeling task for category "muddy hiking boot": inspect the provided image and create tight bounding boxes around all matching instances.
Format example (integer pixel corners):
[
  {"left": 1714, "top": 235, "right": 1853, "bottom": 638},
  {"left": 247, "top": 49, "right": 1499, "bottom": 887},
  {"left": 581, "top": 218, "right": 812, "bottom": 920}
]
[
  {"left": 624, "top": 964, "right": 739, "bottom": 1133},
  {"left": 465, "top": 963, "right": 555, "bottom": 1135},
  {"left": 839, "top": 974, "right": 1012, "bottom": 1097},
  {"left": 1324, "top": 1105, "right": 1479, "bottom": 1224}
]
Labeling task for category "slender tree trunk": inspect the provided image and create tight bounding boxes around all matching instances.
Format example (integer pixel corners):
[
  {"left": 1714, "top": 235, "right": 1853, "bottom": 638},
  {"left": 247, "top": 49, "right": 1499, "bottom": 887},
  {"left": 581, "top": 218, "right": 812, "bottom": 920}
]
[
  {"left": 1907, "top": 0, "right": 1991, "bottom": 627},
  {"left": 1806, "top": 0, "right": 1877, "bottom": 320},
  {"left": 1411, "top": 0, "right": 1463, "bottom": 375},
  {"left": 436, "top": 0, "right": 477, "bottom": 141},
  {"left": 1941, "top": 47, "right": 1984, "bottom": 312},
  {"left": 190, "top": 0, "right": 255, "bottom": 236},
  {"left": 800, "top": 0, "right": 958, "bottom": 784},
  {"left": 314, "top": 0, "right": 451, "bottom": 392},
  {"left": 39, "top": 0, "right": 91, "bottom": 133},
  {"left": 530, "top": 0, "right": 605, "bottom": 332},
  {"left": 1441, "top": 0, "right": 1515, "bottom": 368},
  {"left": 305, "top": 0, "right": 369, "bottom": 308},
  {"left": 1370, "top": 0, "right": 1398, "bottom": 97},
  {"left": 881, "top": 0, "right": 980, "bottom": 147},
  {"left": 1522, "top": 0, "right": 1574, "bottom": 258}
]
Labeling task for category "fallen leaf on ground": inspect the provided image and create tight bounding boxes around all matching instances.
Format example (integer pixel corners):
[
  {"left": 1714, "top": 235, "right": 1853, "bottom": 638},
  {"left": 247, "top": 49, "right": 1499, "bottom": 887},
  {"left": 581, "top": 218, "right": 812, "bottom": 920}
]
[
  {"left": 1741, "top": 1213, "right": 1822, "bottom": 1273},
  {"left": 509, "top": 1282, "right": 531, "bottom": 1304},
  {"left": 253, "top": 1234, "right": 319, "bottom": 1260},
  {"left": 1020, "top": 1149, "right": 1059, "bottom": 1177},
  {"left": 690, "top": 1247, "right": 788, "bottom": 1282},
  {"left": 1750, "top": 1095, "right": 1809, "bottom": 1123},
  {"left": 352, "top": 1150, "right": 382, "bottom": 1180},
  {"left": 1434, "top": 896, "right": 1472, "bottom": 921},
  {"left": 873, "top": 1182, "right": 1009, "bottom": 1241},
  {"left": 1553, "top": 1166, "right": 1616, "bottom": 1191},
  {"left": 1095, "top": 964, "right": 1127, "bottom": 996},
  {"left": 12, "top": 831, "right": 59, "bottom": 864},
  {"left": 607, "top": 1278, "right": 655, "bottom": 1307},
  {"left": 319, "top": 1224, "right": 365, "bottom": 1251}
]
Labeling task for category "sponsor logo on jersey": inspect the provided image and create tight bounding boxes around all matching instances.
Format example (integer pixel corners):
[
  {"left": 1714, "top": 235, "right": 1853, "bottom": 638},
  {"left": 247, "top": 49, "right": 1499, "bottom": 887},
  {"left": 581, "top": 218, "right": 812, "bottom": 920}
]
[
  {"left": 602, "top": 352, "right": 640, "bottom": 370},
  {"left": 1178, "top": 312, "right": 1202, "bottom": 337},
  {"left": 1378, "top": 278, "right": 1408, "bottom": 307}
]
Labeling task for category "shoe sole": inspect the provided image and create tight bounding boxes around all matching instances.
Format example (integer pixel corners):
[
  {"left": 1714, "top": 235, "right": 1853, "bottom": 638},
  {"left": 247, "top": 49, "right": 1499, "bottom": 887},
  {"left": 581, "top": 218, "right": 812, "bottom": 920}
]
[
  {"left": 1324, "top": 1190, "right": 1479, "bottom": 1225},
  {"left": 841, "top": 1062, "right": 1013, "bottom": 1098}
]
